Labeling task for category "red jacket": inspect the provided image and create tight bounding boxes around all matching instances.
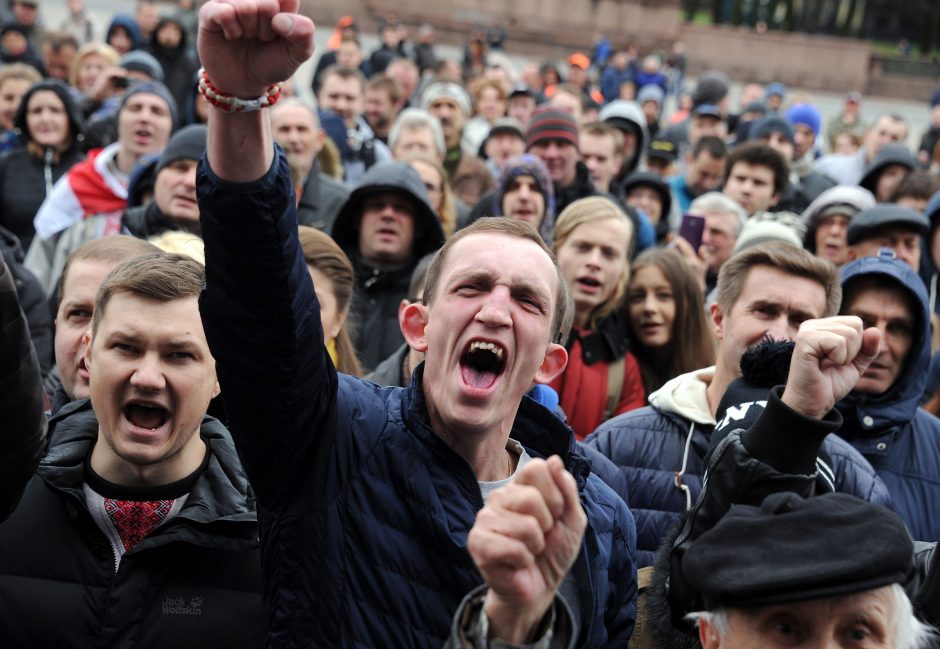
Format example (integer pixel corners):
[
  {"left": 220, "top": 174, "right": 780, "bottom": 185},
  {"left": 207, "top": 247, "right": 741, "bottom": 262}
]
[{"left": 550, "top": 315, "right": 646, "bottom": 440}]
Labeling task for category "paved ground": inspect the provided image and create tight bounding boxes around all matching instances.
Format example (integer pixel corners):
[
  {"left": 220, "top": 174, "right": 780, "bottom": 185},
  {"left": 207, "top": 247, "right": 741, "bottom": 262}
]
[{"left": 55, "top": 1, "right": 936, "bottom": 144}]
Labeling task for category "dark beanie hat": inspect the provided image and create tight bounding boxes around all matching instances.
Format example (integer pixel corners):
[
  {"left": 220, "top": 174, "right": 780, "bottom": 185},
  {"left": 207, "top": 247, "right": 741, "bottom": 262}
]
[
  {"left": 683, "top": 491, "right": 914, "bottom": 609},
  {"left": 120, "top": 50, "right": 165, "bottom": 83},
  {"left": 749, "top": 115, "right": 794, "bottom": 145},
  {"left": 691, "top": 70, "right": 729, "bottom": 108},
  {"left": 525, "top": 108, "right": 579, "bottom": 151},
  {"left": 156, "top": 124, "right": 207, "bottom": 175},
  {"left": 119, "top": 80, "right": 179, "bottom": 129}
]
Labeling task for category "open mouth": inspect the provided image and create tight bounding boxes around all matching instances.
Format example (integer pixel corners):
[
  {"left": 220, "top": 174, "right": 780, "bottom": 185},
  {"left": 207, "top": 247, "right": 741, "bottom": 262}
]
[
  {"left": 459, "top": 340, "right": 507, "bottom": 390},
  {"left": 576, "top": 276, "right": 602, "bottom": 293},
  {"left": 123, "top": 400, "right": 170, "bottom": 431}
]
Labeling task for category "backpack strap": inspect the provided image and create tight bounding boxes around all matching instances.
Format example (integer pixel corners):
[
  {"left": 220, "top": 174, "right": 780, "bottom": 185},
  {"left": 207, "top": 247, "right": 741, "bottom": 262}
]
[{"left": 604, "top": 357, "right": 625, "bottom": 420}]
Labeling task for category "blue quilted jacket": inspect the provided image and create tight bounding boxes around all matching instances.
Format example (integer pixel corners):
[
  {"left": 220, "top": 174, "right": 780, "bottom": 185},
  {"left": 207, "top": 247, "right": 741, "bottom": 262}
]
[
  {"left": 586, "top": 368, "right": 891, "bottom": 567},
  {"left": 196, "top": 149, "right": 637, "bottom": 648}
]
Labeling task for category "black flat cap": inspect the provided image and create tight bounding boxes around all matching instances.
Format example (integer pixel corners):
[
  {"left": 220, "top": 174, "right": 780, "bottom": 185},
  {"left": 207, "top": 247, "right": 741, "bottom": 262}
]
[
  {"left": 683, "top": 492, "right": 914, "bottom": 610},
  {"left": 846, "top": 204, "right": 929, "bottom": 245}
]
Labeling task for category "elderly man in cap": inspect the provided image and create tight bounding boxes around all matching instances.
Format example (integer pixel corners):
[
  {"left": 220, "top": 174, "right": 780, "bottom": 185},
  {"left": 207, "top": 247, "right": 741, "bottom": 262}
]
[
  {"left": 846, "top": 204, "right": 930, "bottom": 270},
  {"left": 687, "top": 492, "right": 931, "bottom": 649},
  {"left": 420, "top": 80, "right": 493, "bottom": 206}
]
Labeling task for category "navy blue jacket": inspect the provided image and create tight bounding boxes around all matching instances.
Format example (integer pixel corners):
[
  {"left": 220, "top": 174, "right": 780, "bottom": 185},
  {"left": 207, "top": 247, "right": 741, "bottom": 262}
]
[
  {"left": 586, "top": 383, "right": 891, "bottom": 567},
  {"left": 837, "top": 253, "right": 940, "bottom": 541},
  {"left": 196, "top": 149, "right": 638, "bottom": 648}
]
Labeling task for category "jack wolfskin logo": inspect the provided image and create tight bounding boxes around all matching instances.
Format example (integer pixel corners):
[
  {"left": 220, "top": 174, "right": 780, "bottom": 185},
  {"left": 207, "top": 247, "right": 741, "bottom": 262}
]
[{"left": 162, "top": 595, "right": 203, "bottom": 616}]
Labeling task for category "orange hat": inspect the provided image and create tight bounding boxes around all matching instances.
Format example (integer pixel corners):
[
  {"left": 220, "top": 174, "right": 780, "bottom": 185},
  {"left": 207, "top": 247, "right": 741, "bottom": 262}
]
[{"left": 568, "top": 52, "right": 590, "bottom": 70}]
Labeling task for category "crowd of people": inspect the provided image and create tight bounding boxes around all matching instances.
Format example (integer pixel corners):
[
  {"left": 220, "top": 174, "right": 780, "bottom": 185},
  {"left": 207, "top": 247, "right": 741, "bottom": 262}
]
[{"left": 5, "top": 0, "right": 940, "bottom": 646}]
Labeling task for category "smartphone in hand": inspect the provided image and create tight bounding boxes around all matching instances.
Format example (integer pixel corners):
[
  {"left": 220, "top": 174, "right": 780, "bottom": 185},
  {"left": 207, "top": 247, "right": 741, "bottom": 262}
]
[{"left": 678, "top": 213, "right": 705, "bottom": 251}]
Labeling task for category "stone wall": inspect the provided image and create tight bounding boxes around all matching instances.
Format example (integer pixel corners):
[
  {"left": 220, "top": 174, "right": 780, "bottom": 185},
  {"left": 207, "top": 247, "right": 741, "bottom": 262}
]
[{"left": 678, "top": 24, "right": 871, "bottom": 93}]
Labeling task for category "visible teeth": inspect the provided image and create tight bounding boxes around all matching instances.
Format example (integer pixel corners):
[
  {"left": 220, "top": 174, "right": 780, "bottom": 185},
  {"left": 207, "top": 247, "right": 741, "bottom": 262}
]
[{"left": 469, "top": 341, "right": 503, "bottom": 360}]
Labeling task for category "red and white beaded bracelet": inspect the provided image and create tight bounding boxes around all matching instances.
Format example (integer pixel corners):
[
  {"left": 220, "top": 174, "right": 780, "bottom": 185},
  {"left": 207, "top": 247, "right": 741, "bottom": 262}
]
[{"left": 197, "top": 67, "right": 283, "bottom": 113}]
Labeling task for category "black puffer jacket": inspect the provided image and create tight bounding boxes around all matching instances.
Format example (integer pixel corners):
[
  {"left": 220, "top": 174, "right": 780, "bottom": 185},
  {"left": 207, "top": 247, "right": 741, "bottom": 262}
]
[
  {"left": 331, "top": 160, "right": 445, "bottom": 371},
  {"left": 0, "top": 252, "right": 44, "bottom": 521},
  {"left": 0, "top": 225, "right": 51, "bottom": 377},
  {"left": 0, "top": 400, "right": 263, "bottom": 647}
]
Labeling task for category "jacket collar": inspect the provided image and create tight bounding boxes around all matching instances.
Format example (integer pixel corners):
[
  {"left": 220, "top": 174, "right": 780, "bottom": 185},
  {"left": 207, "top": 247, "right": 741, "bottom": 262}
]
[
  {"left": 565, "top": 312, "right": 629, "bottom": 365},
  {"left": 39, "top": 400, "right": 256, "bottom": 540},
  {"left": 401, "top": 364, "right": 590, "bottom": 486}
]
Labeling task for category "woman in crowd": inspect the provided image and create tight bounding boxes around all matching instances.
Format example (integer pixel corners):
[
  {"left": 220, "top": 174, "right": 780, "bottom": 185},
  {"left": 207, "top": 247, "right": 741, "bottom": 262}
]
[
  {"left": 626, "top": 247, "right": 715, "bottom": 395},
  {"left": 298, "top": 226, "right": 363, "bottom": 377},
  {"left": 0, "top": 63, "right": 40, "bottom": 153},
  {"left": 406, "top": 154, "right": 456, "bottom": 238},
  {"left": 462, "top": 78, "right": 507, "bottom": 156},
  {"left": 68, "top": 42, "right": 120, "bottom": 98},
  {"left": 0, "top": 80, "right": 85, "bottom": 251},
  {"left": 550, "top": 196, "right": 646, "bottom": 440}
]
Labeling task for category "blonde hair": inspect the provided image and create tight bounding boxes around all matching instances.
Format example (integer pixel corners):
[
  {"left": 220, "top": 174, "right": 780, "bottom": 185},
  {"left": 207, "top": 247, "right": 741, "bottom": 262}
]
[
  {"left": 553, "top": 196, "right": 634, "bottom": 327},
  {"left": 68, "top": 42, "right": 120, "bottom": 89},
  {"left": 148, "top": 231, "right": 205, "bottom": 265},
  {"left": 404, "top": 154, "right": 456, "bottom": 237}
]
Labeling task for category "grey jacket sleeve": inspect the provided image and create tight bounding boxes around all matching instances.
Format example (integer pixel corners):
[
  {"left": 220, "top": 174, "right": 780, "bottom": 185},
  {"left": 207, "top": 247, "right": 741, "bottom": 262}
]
[{"left": 0, "top": 252, "right": 46, "bottom": 520}]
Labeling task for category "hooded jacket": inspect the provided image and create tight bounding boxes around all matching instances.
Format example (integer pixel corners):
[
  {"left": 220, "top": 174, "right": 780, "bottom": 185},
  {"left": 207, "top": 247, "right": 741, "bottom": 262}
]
[
  {"left": 149, "top": 17, "right": 199, "bottom": 117},
  {"left": 0, "top": 80, "right": 85, "bottom": 251},
  {"left": 331, "top": 160, "right": 445, "bottom": 371},
  {"left": 467, "top": 154, "right": 557, "bottom": 243},
  {"left": 586, "top": 365, "right": 892, "bottom": 566},
  {"left": 602, "top": 100, "right": 648, "bottom": 184},
  {"left": 197, "top": 149, "right": 638, "bottom": 648},
  {"left": 836, "top": 252, "right": 940, "bottom": 540},
  {"left": 0, "top": 399, "right": 263, "bottom": 647},
  {"left": 105, "top": 15, "right": 143, "bottom": 51},
  {"left": 800, "top": 185, "right": 876, "bottom": 254}
]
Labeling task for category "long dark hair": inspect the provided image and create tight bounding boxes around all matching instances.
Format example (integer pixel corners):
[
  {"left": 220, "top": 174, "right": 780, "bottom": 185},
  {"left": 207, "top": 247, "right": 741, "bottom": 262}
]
[{"left": 626, "top": 248, "right": 715, "bottom": 393}]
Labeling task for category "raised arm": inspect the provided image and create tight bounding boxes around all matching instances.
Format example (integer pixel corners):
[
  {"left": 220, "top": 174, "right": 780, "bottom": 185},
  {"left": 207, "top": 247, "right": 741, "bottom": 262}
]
[
  {"left": 198, "top": 0, "right": 313, "bottom": 182},
  {"left": 197, "top": 0, "right": 335, "bottom": 509}
]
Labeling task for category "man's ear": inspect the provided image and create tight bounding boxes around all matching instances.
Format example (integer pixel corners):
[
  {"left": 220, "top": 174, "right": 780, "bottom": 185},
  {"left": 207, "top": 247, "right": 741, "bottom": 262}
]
[
  {"left": 710, "top": 301, "right": 725, "bottom": 341},
  {"left": 846, "top": 245, "right": 858, "bottom": 261},
  {"left": 401, "top": 302, "right": 430, "bottom": 353},
  {"left": 698, "top": 617, "right": 722, "bottom": 649},
  {"left": 770, "top": 190, "right": 781, "bottom": 207},
  {"left": 533, "top": 342, "right": 568, "bottom": 385},
  {"left": 211, "top": 380, "right": 222, "bottom": 399},
  {"left": 83, "top": 332, "right": 93, "bottom": 369}
]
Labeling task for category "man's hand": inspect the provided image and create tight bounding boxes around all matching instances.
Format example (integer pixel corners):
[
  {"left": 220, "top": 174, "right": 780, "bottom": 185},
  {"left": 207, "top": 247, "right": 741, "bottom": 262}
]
[
  {"left": 467, "top": 456, "right": 586, "bottom": 644},
  {"left": 197, "top": 0, "right": 314, "bottom": 97},
  {"left": 669, "top": 236, "right": 707, "bottom": 293},
  {"left": 781, "top": 317, "right": 882, "bottom": 419}
]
